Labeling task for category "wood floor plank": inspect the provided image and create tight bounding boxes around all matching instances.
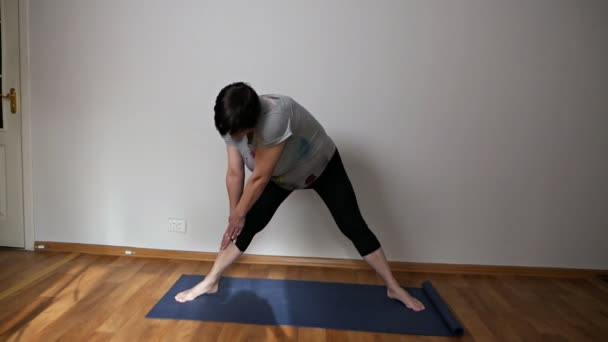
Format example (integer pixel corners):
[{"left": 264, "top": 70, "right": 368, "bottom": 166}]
[
  {"left": 1, "top": 250, "right": 607, "bottom": 342},
  {"left": 297, "top": 327, "right": 326, "bottom": 342},
  {"left": 0, "top": 253, "right": 78, "bottom": 301},
  {"left": 59, "top": 260, "right": 160, "bottom": 340},
  {"left": 30, "top": 281, "right": 122, "bottom": 341},
  {"left": 215, "top": 322, "right": 286, "bottom": 342},
  {"left": 187, "top": 321, "right": 225, "bottom": 342},
  {"left": 0, "top": 257, "right": 102, "bottom": 341},
  {"left": 0, "top": 258, "right": 88, "bottom": 340},
  {"left": 100, "top": 260, "right": 178, "bottom": 340}
]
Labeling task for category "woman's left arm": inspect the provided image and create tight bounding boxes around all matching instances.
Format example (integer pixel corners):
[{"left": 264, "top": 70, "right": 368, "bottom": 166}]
[{"left": 227, "top": 142, "right": 286, "bottom": 236}]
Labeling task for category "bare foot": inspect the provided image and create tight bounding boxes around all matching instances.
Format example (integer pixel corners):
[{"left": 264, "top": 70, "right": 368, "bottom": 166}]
[
  {"left": 175, "top": 280, "right": 219, "bottom": 303},
  {"left": 387, "top": 286, "right": 426, "bottom": 312}
]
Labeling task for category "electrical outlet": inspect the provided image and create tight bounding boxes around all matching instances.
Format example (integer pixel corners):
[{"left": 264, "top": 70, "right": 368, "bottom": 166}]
[{"left": 168, "top": 218, "right": 187, "bottom": 233}]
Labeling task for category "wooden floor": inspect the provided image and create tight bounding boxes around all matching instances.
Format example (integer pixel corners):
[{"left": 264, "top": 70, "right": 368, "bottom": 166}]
[{"left": 0, "top": 249, "right": 607, "bottom": 341}]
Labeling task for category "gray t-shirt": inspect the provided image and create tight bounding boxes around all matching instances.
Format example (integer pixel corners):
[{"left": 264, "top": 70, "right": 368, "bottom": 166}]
[{"left": 223, "top": 94, "right": 336, "bottom": 190}]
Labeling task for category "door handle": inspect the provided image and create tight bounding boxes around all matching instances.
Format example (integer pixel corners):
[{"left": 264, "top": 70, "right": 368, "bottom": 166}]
[{"left": 1, "top": 88, "right": 17, "bottom": 114}]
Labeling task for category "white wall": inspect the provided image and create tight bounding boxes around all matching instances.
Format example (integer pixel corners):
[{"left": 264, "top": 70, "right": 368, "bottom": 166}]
[{"left": 29, "top": 0, "right": 608, "bottom": 269}]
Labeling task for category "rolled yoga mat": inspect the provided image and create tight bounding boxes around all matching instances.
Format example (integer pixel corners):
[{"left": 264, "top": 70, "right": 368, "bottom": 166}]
[{"left": 146, "top": 275, "right": 464, "bottom": 337}]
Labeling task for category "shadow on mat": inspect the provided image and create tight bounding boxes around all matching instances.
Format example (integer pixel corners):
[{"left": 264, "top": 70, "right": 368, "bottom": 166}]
[{"left": 219, "top": 287, "right": 289, "bottom": 340}]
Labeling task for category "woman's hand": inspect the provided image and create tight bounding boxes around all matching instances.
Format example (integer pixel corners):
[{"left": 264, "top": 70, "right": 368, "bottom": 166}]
[
  {"left": 220, "top": 211, "right": 246, "bottom": 250},
  {"left": 229, "top": 210, "right": 246, "bottom": 233},
  {"left": 219, "top": 142, "right": 285, "bottom": 251}
]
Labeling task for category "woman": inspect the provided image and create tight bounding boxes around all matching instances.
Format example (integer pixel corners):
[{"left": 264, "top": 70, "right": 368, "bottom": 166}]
[{"left": 175, "top": 82, "right": 425, "bottom": 312}]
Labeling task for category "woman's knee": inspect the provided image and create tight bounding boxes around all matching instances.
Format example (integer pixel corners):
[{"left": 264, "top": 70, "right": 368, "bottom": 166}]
[
  {"left": 234, "top": 236, "right": 252, "bottom": 252},
  {"left": 335, "top": 219, "right": 381, "bottom": 256},
  {"left": 233, "top": 216, "right": 271, "bottom": 252},
  {"left": 356, "top": 236, "right": 381, "bottom": 256}
]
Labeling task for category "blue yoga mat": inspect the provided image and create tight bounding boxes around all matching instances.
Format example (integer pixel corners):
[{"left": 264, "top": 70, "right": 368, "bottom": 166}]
[{"left": 146, "top": 275, "right": 464, "bottom": 337}]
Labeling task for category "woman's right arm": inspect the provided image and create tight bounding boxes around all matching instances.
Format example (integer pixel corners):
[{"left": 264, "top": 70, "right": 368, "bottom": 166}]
[{"left": 226, "top": 146, "right": 244, "bottom": 214}]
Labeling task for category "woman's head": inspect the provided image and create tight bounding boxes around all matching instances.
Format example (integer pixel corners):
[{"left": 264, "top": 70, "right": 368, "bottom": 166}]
[{"left": 214, "top": 82, "right": 261, "bottom": 138}]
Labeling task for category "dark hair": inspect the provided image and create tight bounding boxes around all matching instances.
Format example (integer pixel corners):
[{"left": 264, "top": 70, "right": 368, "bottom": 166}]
[{"left": 214, "top": 82, "right": 261, "bottom": 136}]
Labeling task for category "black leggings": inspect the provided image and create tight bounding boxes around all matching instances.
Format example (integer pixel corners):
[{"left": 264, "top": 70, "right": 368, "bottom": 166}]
[{"left": 234, "top": 149, "right": 381, "bottom": 256}]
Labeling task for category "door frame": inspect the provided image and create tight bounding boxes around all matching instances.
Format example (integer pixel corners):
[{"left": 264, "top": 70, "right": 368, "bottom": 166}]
[{"left": 18, "top": 0, "right": 34, "bottom": 250}]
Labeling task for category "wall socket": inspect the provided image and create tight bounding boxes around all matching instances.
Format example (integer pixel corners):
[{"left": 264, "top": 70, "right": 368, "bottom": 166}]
[{"left": 168, "top": 218, "right": 187, "bottom": 233}]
